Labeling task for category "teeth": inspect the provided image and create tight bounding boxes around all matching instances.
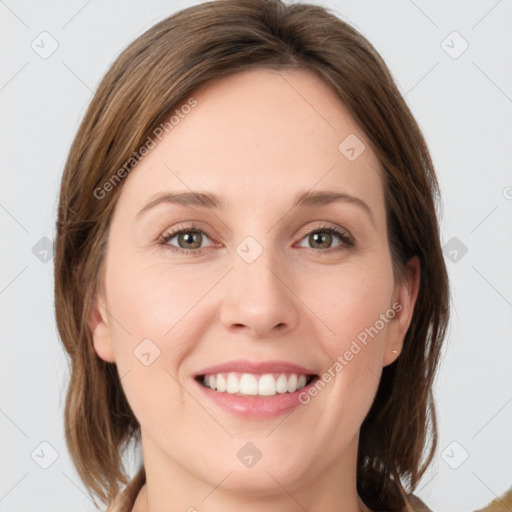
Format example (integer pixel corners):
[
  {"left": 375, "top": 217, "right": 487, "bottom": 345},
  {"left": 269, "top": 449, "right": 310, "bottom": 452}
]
[
  {"left": 240, "top": 373, "right": 258, "bottom": 395},
  {"left": 287, "top": 374, "right": 298, "bottom": 393},
  {"left": 276, "top": 374, "right": 289, "bottom": 393},
  {"left": 226, "top": 373, "right": 239, "bottom": 393},
  {"left": 259, "top": 374, "right": 277, "bottom": 396},
  {"left": 201, "top": 372, "right": 311, "bottom": 396},
  {"left": 216, "top": 373, "right": 227, "bottom": 392}
]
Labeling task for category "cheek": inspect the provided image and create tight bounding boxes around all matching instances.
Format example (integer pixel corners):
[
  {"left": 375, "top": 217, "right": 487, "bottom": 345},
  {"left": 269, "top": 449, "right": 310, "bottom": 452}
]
[
  {"left": 305, "top": 262, "right": 393, "bottom": 428},
  {"left": 102, "top": 261, "right": 195, "bottom": 436},
  {"left": 304, "top": 259, "right": 394, "bottom": 355},
  {"left": 102, "top": 259, "right": 212, "bottom": 411},
  {"left": 105, "top": 258, "right": 210, "bottom": 341}
]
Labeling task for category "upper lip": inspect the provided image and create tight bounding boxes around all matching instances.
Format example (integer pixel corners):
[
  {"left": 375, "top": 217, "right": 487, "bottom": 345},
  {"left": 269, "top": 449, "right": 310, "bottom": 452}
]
[{"left": 194, "top": 359, "right": 318, "bottom": 377}]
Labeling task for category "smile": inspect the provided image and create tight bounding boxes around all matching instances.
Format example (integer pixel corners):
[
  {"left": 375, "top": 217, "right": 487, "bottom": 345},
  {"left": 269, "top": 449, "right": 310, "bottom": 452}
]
[
  {"left": 194, "top": 372, "right": 320, "bottom": 419},
  {"left": 197, "top": 372, "right": 316, "bottom": 396}
]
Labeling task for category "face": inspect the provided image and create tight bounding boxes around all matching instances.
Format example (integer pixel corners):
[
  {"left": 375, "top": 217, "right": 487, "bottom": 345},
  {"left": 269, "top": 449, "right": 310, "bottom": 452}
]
[{"left": 90, "top": 68, "right": 419, "bottom": 503}]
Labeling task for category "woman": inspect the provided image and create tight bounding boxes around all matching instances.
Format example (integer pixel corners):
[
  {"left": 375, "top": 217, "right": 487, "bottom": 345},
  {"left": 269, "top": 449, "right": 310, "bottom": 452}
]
[{"left": 54, "top": 1, "right": 449, "bottom": 511}]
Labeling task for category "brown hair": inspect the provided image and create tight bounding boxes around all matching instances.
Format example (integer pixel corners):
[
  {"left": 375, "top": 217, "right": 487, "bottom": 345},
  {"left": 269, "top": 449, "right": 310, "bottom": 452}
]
[{"left": 54, "top": 0, "right": 450, "bottom": 510}]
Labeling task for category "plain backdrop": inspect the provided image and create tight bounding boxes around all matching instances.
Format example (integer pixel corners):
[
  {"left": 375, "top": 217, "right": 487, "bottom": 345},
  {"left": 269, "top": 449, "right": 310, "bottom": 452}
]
[{"left": 1, "top": 1, "right": 511, "bottom": 511}]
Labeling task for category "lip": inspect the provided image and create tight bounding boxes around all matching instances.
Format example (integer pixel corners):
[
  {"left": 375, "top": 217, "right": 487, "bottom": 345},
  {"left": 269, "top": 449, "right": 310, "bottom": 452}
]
[
  {"left": 194, "top": 375, "right": 320, "bottom": 419},
  {"left": 193, "top": 359, "right": 318, "bottom": 378}
]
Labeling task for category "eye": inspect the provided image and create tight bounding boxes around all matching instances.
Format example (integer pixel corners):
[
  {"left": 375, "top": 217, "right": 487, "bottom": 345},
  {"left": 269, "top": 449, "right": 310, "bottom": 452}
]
[
  {"left": 157, "top": 223, "right": 215, "bottom": 255},
  {"left": 157, "top": 222, "right": 355, "bottom": 255},
  {"left": 297, "top": 224, "right": 355, "bottom": 252}
]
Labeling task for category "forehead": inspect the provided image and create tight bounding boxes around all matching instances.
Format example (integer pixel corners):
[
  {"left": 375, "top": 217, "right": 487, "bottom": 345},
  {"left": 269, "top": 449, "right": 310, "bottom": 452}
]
[{"left": 116, "top": 67, "right": 384, "bottom": 217}]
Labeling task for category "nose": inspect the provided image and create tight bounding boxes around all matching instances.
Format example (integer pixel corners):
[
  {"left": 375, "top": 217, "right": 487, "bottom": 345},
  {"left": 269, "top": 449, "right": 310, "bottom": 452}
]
[{"left": 219, "top": 249, "right": 300, "bottom": 339}]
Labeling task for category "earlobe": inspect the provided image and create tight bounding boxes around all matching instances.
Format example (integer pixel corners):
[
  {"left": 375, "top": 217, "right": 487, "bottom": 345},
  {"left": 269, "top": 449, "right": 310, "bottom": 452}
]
[
  {"left": 89, "top": 292, "right": 116, "bottom": 363},
  {"left": 383, "top": 256, "right": 421, "bottom": 366}
]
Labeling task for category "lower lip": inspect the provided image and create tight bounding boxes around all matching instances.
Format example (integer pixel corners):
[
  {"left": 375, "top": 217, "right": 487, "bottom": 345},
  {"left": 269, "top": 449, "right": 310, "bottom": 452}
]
[{"left": 194, "top": 377, "right": 318, "bottom": 419}]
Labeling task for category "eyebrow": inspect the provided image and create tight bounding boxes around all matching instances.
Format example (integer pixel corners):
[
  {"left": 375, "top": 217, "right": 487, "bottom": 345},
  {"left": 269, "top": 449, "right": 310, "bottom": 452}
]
[{"left": 136, "top": 189, "right": 375, "bottom": 224}]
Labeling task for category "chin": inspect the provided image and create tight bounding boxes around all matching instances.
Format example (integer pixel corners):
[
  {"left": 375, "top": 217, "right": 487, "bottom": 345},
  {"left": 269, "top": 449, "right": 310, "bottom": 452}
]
[{"left": 214, "top": 468, "right": 305, "bottom": 497}]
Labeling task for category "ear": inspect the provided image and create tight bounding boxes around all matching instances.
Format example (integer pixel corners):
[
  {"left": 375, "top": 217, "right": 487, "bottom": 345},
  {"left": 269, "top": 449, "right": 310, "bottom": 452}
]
[
  {"left": 89, "top": 288, "right": 116, "bottom": 363},
  {"left": 382, "top": 255, "right": 420, "bottom": 367}
]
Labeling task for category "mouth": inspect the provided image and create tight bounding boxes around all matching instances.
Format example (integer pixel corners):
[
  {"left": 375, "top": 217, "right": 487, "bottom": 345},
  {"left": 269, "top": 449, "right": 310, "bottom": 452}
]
[
  {"left": 193, "top": 371, "right": 321, "bottom": 419},
  {"left": 194, "top": 372, "right": 319, "bottom": 398}
]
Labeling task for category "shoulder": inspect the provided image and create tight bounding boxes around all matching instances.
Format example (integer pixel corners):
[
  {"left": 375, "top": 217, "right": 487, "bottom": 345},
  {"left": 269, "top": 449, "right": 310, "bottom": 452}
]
[
  {"left": 105, "top": 466, "right": 146, "bottom": 512},
  {"left": 475, "top": 485, "right": 512, "bottom": 511}
]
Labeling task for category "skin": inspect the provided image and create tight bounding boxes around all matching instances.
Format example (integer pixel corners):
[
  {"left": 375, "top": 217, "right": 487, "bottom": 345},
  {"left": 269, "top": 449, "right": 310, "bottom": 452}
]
[{"left": 89, "top": 67, "right": 420, "bottom": 512}]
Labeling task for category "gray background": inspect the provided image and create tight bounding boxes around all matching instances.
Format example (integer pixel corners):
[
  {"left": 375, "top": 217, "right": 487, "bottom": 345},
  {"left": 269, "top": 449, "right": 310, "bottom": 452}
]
[{"left": 1, "top": 0, "right": 511, "bottom": 511}]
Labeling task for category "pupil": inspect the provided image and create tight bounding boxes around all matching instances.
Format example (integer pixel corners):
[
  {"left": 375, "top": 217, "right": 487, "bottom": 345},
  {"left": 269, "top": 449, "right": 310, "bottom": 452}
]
[
  {"left": 312, "top": 232, "right": 330, "bottom": 248},
  {"left": 181, "top": 231, "right": 200, "bottom": 248}
]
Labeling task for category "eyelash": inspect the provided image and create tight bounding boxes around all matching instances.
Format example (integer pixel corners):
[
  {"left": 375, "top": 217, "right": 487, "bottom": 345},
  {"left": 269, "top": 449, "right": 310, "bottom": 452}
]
[{"left": 156, "top": 222, "right": 355, "bottom": 256}]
